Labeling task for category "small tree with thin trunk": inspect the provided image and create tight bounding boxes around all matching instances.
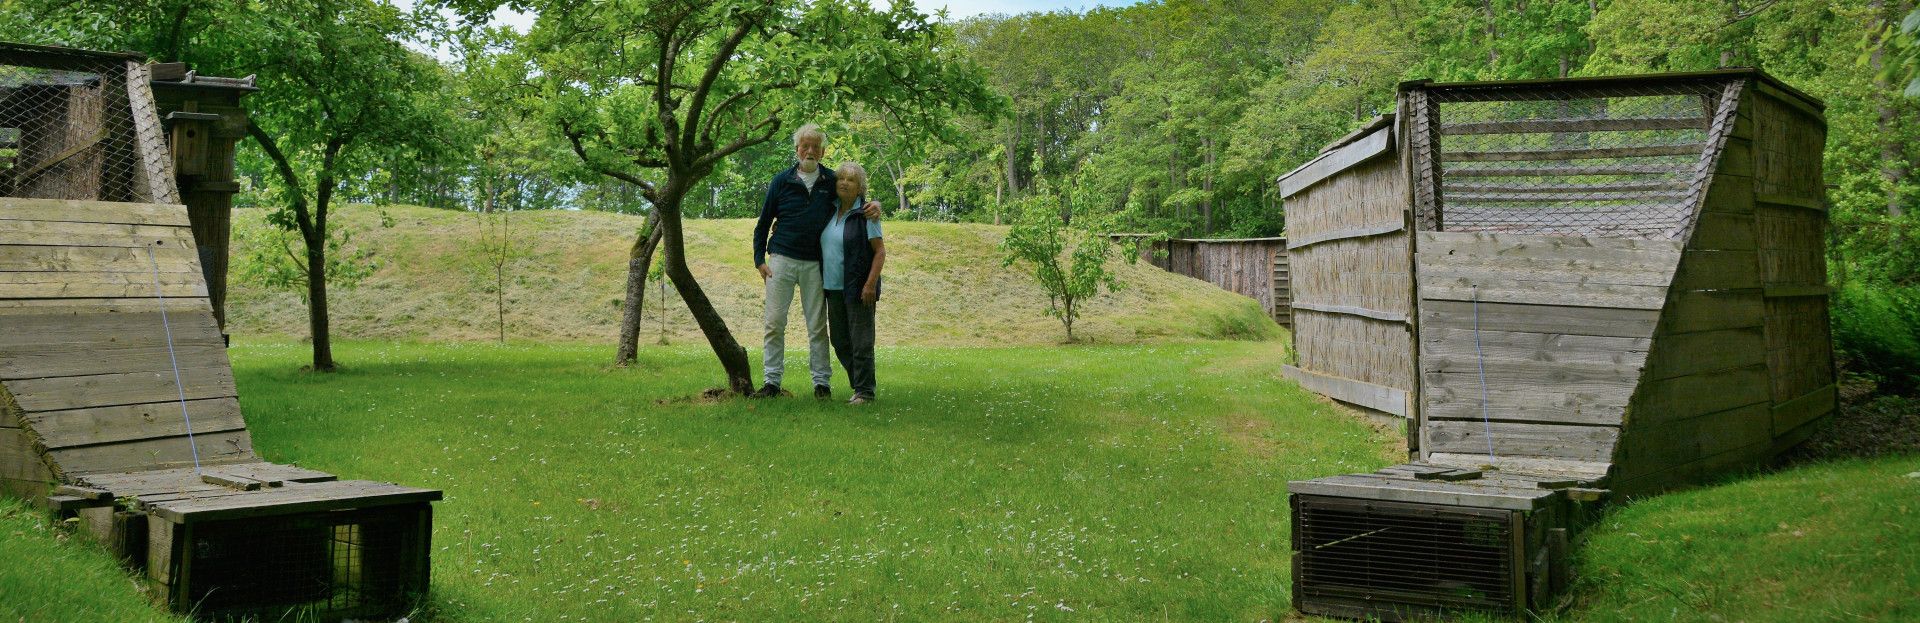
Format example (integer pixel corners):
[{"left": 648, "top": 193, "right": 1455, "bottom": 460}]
[{"left": 1001, "top": 191, "right": 1124, "bottom": 342}]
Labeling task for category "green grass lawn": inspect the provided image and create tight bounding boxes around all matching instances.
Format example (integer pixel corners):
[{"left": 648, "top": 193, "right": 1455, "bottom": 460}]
[
  {"left": 6, "top": 339, "right": 1916, "bottom": 621},
  {"left": 232, "top": 338, "right": 1394, "bottom": 621}
]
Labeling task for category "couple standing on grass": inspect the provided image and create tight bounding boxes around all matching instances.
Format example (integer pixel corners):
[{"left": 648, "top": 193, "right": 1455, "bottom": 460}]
[{"left": 750, "top": 123, "right": 887, "bottom": 405}]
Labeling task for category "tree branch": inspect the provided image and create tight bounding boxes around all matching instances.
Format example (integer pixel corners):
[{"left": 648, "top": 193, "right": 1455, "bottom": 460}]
[{"left": 682, "top": 17, "right": 756, "bottom": 154}]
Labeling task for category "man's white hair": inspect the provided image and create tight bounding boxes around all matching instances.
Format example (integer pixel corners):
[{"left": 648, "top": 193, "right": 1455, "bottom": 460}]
[
  {"left": 836, "top": 162, "right": 868, "bottom": 192},
  {"left": 793, "top": 123, "right": 825, "bottom": 148}
]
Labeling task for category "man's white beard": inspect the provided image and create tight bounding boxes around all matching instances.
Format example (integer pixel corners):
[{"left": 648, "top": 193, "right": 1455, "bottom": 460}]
[{"left": 798, "top": 158, "right": 820, "bottom": 172}]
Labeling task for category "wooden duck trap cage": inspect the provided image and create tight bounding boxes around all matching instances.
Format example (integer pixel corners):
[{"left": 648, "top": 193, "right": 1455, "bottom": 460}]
[
  {"left": 1276, "top": 69, "right": 1832, "bottom": 621},
  {"left": 0, "top": 42, "right": 439, "bottom": 621}
]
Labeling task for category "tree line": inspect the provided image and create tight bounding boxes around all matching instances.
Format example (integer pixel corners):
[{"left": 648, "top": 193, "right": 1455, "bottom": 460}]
[{"left": 2, "top": 0, "right": 1916, "bottom": 390}]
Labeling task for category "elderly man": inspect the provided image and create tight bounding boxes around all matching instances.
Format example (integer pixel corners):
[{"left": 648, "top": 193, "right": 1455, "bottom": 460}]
[{"left": 750, "top": 123, "right": 880, "bottom": 399}]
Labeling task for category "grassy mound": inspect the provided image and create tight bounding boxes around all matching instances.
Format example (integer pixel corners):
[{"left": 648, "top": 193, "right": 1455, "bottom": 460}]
[
  {"left": 0, "top": 497, "right": 185, "bottom": 622},
  {"left": 225, "top": 204, "right": 1281, "bottom": 346}
]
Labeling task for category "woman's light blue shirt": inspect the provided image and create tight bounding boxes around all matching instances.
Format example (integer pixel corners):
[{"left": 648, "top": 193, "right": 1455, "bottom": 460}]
[{"left": 821, "top": 206, "right": 883, "bottom": 291}]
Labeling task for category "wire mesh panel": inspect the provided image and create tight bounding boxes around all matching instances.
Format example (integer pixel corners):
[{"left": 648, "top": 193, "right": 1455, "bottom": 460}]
[
  {"left": 0, "top": 45, "right": 158, "bottom": 203},
  {"left": 183, "top": 504, "right": 429, "bottom": 620},
  {"left": 1293, "top": 495, "right": 1521, "bottom": 619},
  {"left": 1415, "top": 78, "right": 1739, "bottom": 239}
]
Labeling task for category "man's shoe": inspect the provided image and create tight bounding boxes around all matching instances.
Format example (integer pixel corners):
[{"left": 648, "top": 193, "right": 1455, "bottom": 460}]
[
  {"left": 848, "top": 395, "right": 873, "bottom": 405},
  {"left": 748, "top": 383, "right": 782, "bottom": 398},
  {"left": 814, "top": 385, "right": 832, "bottom": 400}
]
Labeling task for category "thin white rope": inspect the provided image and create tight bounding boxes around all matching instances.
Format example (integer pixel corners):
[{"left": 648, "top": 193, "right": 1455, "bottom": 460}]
[
  {"left": 1472, "top": 286, "right": 1496, "bottom": 463},
  {"left": 146, "top": 244, "right": 202, "bottom": 475}
]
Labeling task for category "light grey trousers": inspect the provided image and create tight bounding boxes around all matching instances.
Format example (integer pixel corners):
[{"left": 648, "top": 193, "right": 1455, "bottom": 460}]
[{"left": 762, "top": 253, "right": 831, "bottom": 388}]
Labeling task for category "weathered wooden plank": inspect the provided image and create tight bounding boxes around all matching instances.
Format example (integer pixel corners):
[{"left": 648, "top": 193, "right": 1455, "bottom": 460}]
[
  {"left": 1425, "top": 420, "right": 1619, "bottom": 461},
  {"left": 1284, "top": 221, "right": 1406, "bottom": 250},
  {"left": 147, "top": 480, "right": 442, "bottom": 524},
  {"left": 0, "top": 270, "right": 207, "bottom": 299},
  {"left": 1417, "top": 255, "right": 1680, "bottom": 287},
  {"left": 1446, "top": 190, "right": 1692, "bottom": 203},
  {"left": 1771, "top": 383, "right": 1835, "bottom": 434},
  {"left": 1291, "top": 302, "right": 1410, "bottom": 323},
  {"left": 1761, "top": 284, "right": 1830, "bottom": 299},
  {"left": 1420, "top": 300, "right": 1660, "bottom": 338},
  {"left": 1422, "top": 357, "right": 1642, "bottom": 388},
  {"left": 1618, "top": 402, "right": 1773, "bottom": 480},
  {"left": 1630, "top": 364, "right": 1772, "bottom": 426},
  {"left": 1, "top": 339, "right": 230, "bottom": 380},
  {"left": 5, "top": 365, "right": 236, "bottom": 412},
  {"left": 1419, "top": 278, "right": 1670, "bottom": 309},
  {"left": 1279, "top": 125, "right": 1394, "bottom": 198},
  {"left": 1671, "top": 250, "right": 1761, "bottom": 290},
  {"left": 203, "top": 462, "right": 335, "bottom": 485},
  {"left": 1445, "top": 164, "right": 1688, "bottom": 177},
  {"left": 0, "top": 244, "right": 200, "bottom": 274},
  {"left": 1657, "top": 290, "right": 1764, "bottom": 334},
  {"left": 1417, "top": 230, "right": 1686, "bottom": 256},
  {"left": 24, "top": 398, "right": 247, "bottom": 449},
  {"left": 1441, "top": 116, "right": 1707, "bottom": 135},
  {"left": 1641, "top": 327, "right": 1765, "bottom": 381},
  {"left": 1423, "top": 385, "right": 1626, "bottom": 426},
  {"left": 1420, "top": 327, "right": 1650, "bottom": 365},
  {"left": 48, "top": 429, "right": 253, "bottom": 475},
  {"left": 0, "top": 311, "right": 222, "bottom": 348},
  {"left": 1423, "top": 453, "right": 1612, "bottom": 481},
  {"left": 0, "top": 198, "right": 189, "bottom": 227},
  {"left": 1283, "top": 364, "right": 1409, "bottom": 417},
  {"left": 1687, "top": 211, "right": 1757, "bottom": 251},
  {"left": 1447, "top": 143, "right": 1703, "bottom": 162},
  {"left": 1443, "top": 180, "right": 1690, "bottom": 194},
  {"left": 1288, "top": 474, "right": 1552, "bottom": 511},
  {"left": 0, "top": 297, "right": 212, "bottom": 316},
  {"left": 0, "top": 219, "right": 194, "bottom": 249},
  {"left": 125, "top": 61, "right": 183, "bottom": 205},
  {"left": 1751, "top": 80, "right": 1826, "bottom": 125}
]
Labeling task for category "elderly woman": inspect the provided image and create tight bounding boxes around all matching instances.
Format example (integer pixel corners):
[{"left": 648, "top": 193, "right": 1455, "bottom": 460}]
[{"left": 822, "top": 162, "right": 885, "bottom": 404}]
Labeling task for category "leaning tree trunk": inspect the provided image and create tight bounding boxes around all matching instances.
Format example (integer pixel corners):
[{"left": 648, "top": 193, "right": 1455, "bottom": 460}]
[
  {"left": 614, "top": 211, "right": 665, "bottom": 366},
  {"left": 654, "top": 190, "right": 753, "bottom": 393}
]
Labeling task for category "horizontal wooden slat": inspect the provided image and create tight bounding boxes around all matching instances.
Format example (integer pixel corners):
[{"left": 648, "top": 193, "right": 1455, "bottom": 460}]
[
  {"left": 1420, "top": 327, "right": 1649, "bottom": 365},
  {"left": 1441, "top": 116, "right": 1708, "bottom": 135},
  {"left": 1417, "top": 231, "right": 1686, "bottom": 256},
  {"left": 1283, "top": 364, "right": 1408, "bottom": 417},
  {"left": 1443, "top": 181, "right": 1690, "bottom": 195},
  {"left": 0, "top": 311, "right": 222, "bottom": 348},
  {"left": 1631, "top": 364, "right": 1771, "bottom": 427},
  {"left": 0, "top": 199, "right": 190, "bottom": 227},
  {"left": 1278, "top": 125, "right": 1394, "bottom": 198},
  {"left": 1285, "top": 221, "right": 1406, "bottom": 250},
  {"left": 1446, "top": 190, "right": 1693, "bottom": 203},
  {"left": 1, "top": 338, "right": 230, "bottom": 380},
  {"left": 1446, "top": 143, "right": 1704, "bottom": 162},
  {"left": 0, "top": 270, "right": 207, "bottom": 299},
  {"left": 0, "top": 244, "right": 200, "bottom": 274},
  {"left": 1771, "top": 383, "right": 1835, "bottom": 434},
  {"left": 1641, "top": 327, "right": 1764, "bottom": 381},
  {"left": 24, "top": 398, "right": 247, "bottom": 449},
  {"left": 4, "top": 366, "right": 236, "bottom": 412},
  {"left": 1425, "top": 420, "right": 1619, "bottom": 462},
  {"left": 147, "top": 480, "right": 441, "bottom": 524},
  {"left": 1419, "top": 278, "right": 1670, "bottom": 309},
  {"left": 1423, "top": 384, "right": 1626, "bottom": 426},
  {"left": 1445, "top": 164, "right": 1688, "bottom": 177},
  {"left": 1422, "top": 357, "right": 1642, "bottom": 388},
  {"left": 1421, "top": 300, "right": 1659, "bottom": 338},
  {"left": 1288, "top": 474, "right": 1554, "bottom": 511},
  {"left": 1617, "top": 402, "right": 1773, "bottom": 480},
  {"left": 0, "top": 219, "right": 194, "bottom": 249},
  {"left": 49, "top": 429, "right": 253, "bottom": 476},
  {"left": 1423, "top": 453, "right": 1611, "bottom": 481},
  {"left": 1761, "top": 284, "right": 1830, "bottom": 298},
  {"left": 1291, "top": 302, "right": 1409, "bottom": 323},
  {"left": 0, "top": 297, "right": 213, "bottom": 316}
]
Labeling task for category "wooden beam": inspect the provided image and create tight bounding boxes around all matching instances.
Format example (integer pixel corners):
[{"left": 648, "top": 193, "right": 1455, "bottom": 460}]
[
  {"left": 1291, "top": 302, "right": 1409, "bottom": 324},
  {"left": 1284, "top": 221, "right": 1405, "bottom": 250},
  {"left": 1441, "top": 116, "right": 1707, "bottom": 135},
  {"left": 1278, "top": 125, "right": 1394, "bottom": 198},
  {"left": 0, "top": 198, "right": 190, "bottom": 227},
  {"left": 1754, "top": 193, "right": 1825, "bottom": 212},
  {"left": 1283, "top": 364, "right": 1409, "bottom": 417},
  {"left": 1447, "top": 143, "right": 1703, "bottom": 162},
  {"left": 125, "top": 61, "right": 182, "bottom": 205},
  {"left": 1288, "top": 474, "right": 1552, "bottom": 511},
  {"left": 1761, "top": 284, "right": 1831, "bottom": 299},
  {"left": 1771, "top": 383, "right": 1835, "bottom": 434},
  {"left": 146, "top": 479, "right": 442, "bottom": 524},
  {"left": 1445, "top": 164, "right": 1688, "bottom": 177}
]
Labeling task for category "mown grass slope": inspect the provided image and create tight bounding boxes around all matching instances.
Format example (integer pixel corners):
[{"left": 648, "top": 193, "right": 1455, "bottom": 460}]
[
  {"left": 225, "top": 204, "right": 1280, "bottom": 346},
  {"left": 0, "top": 497, "right": 186, "bottom": 622}
]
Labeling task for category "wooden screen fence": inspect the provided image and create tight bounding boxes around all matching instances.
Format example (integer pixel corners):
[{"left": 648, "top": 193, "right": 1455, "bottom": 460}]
[{"left": 1112, "top": 235, "right": 1292, "bottom": 330}]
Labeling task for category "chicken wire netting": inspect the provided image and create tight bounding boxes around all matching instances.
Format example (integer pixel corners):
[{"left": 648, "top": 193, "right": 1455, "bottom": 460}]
[
  {"left": 1414, "top": 79, "right": 1738, "bottom": 240},
  {"left": 0, "top": 47, "right": 153, "bottom": 203}
]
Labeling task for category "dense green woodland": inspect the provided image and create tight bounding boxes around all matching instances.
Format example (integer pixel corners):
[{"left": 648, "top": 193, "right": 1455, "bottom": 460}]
[{"left": 2, "top": 0, "right": 1919, "bottom": 390}]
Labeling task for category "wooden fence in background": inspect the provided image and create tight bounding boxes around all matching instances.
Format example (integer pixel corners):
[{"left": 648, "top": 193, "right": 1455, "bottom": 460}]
[{"left": 1113, "top": 235, "right": 1292, "bottom": 330}]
